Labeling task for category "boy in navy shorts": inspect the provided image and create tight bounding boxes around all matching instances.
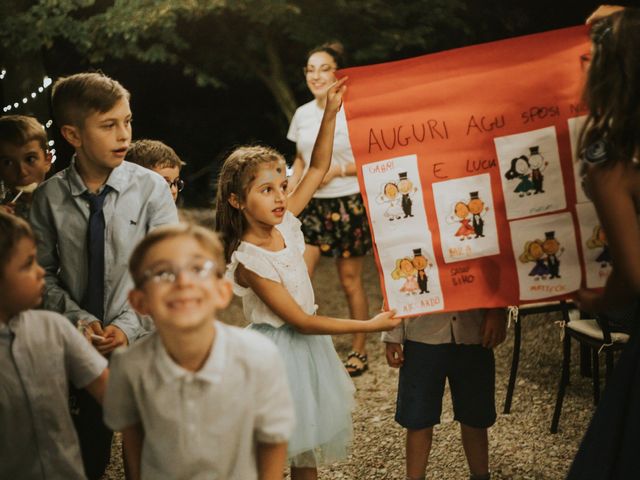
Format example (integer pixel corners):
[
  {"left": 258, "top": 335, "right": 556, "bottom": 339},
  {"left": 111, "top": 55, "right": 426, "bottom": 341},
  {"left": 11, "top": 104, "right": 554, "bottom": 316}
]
[{"left": 384, "top": 309, "right": 506, "bottom": 480}]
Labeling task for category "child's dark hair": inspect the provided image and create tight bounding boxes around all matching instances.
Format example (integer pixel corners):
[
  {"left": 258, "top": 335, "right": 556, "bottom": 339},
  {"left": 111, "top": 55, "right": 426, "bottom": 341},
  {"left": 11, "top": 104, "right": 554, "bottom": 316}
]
[
  {"left": 579, "top": 9, "right": 640, "bottom": 163},
  {"left": 125, "top": 139, "right": 186, "bottom": 170},
  {"left": 307, "top": 41, "right": 346, "bottom": 68},
  {"left": 129, "top": 223, "right": 226, "bottom": 288},
  {"left": 0, "top": 115, "right": 48, "bottom": 152},
  {"left": 215, "top": 146, "right": 286, "bottom": 262},
  {"left": 0, "top": 211, "right": 35, "bottom": 277},
  {"left": 504, "top": 156, "right": 529, "bottom": 180},
  {"left": 51, "top": 72, "right": 130, "bottom": 127}
]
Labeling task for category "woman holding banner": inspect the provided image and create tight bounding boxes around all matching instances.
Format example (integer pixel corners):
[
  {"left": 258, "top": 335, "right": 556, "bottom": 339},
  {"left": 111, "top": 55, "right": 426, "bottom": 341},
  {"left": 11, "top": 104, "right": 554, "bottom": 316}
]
[
  {"left": 287, "top": 42, "right": 373, "bottom": 377},
  {"left": 569, "top": 5, "right": 640, "bottom": 478}
]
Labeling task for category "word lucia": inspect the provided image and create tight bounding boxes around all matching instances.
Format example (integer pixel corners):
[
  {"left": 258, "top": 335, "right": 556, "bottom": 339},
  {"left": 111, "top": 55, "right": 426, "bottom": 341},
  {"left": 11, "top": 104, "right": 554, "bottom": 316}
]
[
  {"left": 376, "top": 171, "right": 417, "bottom": 221},
  {"left": 519, "top": 231, "right": 563, "bottom": 281},
  {"left": 447, "top": 191, "right": 488, "bottom": 241},
  {"left": 504, "top": 146, "right": 547, "bottom": 197},
  {"left": 391, "top": 248, "right": 431, "bottom": 295}
]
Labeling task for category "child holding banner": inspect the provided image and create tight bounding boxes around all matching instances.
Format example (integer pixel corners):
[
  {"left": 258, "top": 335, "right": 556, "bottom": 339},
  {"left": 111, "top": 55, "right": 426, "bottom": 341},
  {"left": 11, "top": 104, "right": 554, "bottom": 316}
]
[
  {"left": 215, "top": 77, "right": 401, "bottom": 479},
  {"left": 568, "top": 5, "right": 640, "bottom": 479},
  {"left": 384, "top": 308, "right": 506, "bottom": 480}
]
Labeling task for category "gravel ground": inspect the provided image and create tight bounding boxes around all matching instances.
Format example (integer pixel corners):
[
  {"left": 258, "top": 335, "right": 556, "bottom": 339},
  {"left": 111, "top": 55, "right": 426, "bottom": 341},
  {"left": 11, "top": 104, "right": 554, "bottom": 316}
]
[{"left": 103, "top": 225, "right": 599, "bottom": 479}]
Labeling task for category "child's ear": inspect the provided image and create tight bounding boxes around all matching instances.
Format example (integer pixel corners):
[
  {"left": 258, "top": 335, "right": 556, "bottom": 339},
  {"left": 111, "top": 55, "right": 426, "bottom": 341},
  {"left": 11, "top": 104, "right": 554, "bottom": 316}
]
[
  {"left": 43, "top": 151, "right": 53, "bottom": 173},
  {"left": 60, "top": 125, "right": 82, "bottom": 148},
  {"left": 213, "top": 278, "right": 233, "bottom": 311},
  {"left": 128, "top": 288, "right": 150, "bottom": 316},
  {"left": 228, "top": 193, "right": 242, "bottom": 210}
]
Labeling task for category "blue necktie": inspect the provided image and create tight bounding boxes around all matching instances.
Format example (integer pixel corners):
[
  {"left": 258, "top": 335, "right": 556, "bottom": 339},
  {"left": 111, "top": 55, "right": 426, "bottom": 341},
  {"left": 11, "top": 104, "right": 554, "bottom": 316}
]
[{"left": 82, "top": 187, "right": 111, "bottom": 321}]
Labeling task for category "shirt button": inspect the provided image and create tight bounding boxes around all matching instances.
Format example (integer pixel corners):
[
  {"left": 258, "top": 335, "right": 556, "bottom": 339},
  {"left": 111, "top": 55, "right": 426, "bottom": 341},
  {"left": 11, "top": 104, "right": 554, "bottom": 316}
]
[{"left": 452, "top": 316, "right": 457, "bottom": 321}]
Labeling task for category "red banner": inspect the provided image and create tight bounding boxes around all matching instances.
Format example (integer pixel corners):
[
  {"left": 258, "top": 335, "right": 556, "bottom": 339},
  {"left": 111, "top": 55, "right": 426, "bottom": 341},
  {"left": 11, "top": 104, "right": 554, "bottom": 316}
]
[{"left": 341, "top": 26, "right": 603, "bottom": 316}]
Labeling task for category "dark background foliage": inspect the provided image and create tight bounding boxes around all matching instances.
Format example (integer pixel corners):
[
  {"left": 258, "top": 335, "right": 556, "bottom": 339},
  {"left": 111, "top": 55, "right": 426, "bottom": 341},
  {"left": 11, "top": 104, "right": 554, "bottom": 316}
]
[{"left": 0, "top": 0, "right": 615, "bottom": 206}]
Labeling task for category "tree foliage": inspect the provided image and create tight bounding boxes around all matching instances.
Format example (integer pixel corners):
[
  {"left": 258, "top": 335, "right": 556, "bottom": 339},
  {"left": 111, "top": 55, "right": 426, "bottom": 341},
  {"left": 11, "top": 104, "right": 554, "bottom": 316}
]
[{"left": 1, "top": 0, "right": 531, "bottom": 121}]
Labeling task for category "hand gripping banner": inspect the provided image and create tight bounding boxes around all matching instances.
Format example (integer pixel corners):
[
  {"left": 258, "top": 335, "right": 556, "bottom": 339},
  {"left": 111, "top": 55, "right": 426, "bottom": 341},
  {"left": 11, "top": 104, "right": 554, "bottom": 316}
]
[{"left": 340, "top": 26, "right": 606, "bottom": 316}]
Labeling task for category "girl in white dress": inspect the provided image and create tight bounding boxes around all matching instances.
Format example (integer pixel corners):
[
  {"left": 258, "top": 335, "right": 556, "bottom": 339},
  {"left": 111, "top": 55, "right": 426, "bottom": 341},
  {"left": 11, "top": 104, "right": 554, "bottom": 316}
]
[{"left": 214, "top": 78, "right": 400, "bottom": 480}]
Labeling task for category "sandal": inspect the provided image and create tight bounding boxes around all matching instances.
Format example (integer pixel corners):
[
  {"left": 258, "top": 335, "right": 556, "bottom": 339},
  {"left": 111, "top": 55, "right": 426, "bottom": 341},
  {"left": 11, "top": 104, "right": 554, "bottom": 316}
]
[{"left": 344, "top": 351, "right": 368, "bottom": 377}]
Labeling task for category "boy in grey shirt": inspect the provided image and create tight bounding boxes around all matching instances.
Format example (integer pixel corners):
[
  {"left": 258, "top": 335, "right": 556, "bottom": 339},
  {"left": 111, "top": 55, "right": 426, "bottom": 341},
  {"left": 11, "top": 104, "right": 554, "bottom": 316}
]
[
  {"left": 0, "top": 212, "right": 108, "bottom": 479},
  {"left": 104, "top": 223, "right": 294, "bottom": 480}
]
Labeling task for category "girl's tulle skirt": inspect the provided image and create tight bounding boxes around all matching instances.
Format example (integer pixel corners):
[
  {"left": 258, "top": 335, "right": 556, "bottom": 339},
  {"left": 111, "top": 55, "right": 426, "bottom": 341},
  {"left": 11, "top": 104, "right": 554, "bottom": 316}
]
[{"left": 249, "top": 323, "right": 355, "bottom": 468}]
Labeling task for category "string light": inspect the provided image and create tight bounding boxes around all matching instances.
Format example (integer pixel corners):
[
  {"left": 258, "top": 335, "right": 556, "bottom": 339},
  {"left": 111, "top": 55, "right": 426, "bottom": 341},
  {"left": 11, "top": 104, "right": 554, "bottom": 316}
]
[
  {"left": 0, "top": 70, "right": 56, "bottom": 163},
  {"left": 2, "top": 76, "right": 52, "bottom": 113}
]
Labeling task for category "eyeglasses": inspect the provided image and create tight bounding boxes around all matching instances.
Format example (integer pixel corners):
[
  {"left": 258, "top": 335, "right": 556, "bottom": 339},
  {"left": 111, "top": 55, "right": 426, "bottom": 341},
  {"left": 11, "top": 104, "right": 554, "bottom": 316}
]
[
  {"left": 166, "top": 178, "right": 185, "bottom": 192},
  {"left": 303, "top": 65, "right": 336, "bottom": 76},
  {"left": 141, "top": 259, "right": 217, "bottom": 285}
]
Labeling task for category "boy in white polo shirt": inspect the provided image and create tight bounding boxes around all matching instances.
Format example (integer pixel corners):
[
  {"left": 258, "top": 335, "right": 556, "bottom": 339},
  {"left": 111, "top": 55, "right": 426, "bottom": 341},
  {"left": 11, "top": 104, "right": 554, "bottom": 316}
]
[
  {"left": 103, "top": 223, "right": 294, "bottom": 480},
  {"left": 0, "top": 211, "right": 108, "bottom": 479}
]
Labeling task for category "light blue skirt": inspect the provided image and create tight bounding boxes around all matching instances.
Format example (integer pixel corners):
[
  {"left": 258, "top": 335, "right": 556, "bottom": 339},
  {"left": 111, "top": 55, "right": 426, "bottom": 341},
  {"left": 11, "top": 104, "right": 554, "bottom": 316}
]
[{"left": 250, "top": 323, "right": 355, "bottom": 467}]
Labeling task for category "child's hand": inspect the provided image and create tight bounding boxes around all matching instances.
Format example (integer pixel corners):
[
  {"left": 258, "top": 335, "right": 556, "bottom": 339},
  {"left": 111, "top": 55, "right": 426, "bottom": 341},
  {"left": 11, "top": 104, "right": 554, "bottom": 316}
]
[
  {"left": 0, "top": 203, "right": 16, "bottom": 215},
  {"left": 480, "top": 309, "right": 507, "bottom": 348},
  {"left": 95, "top": 325, "right": 128, "bottom": 356},
  {"left": 586, "top": 5, "right": 624, "bottom": 24},
  {"left": 325, "top": 77, "right": 348, "bottom": 115},
  {"left": 367, "top": 309, "right": 401, "bottom": 332},
  {"left": 79, "top": 319, "right": 104, "bottom": 342},
  {"left": 385, "top": 342, "right": 404, "bottom": 368}
]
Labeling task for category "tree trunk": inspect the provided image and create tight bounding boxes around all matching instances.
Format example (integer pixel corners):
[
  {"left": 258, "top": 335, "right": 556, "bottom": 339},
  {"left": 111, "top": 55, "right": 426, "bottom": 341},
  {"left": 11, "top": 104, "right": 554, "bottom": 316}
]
[{"left": 258, "top": 36, "right": 298, "bottom": 122}]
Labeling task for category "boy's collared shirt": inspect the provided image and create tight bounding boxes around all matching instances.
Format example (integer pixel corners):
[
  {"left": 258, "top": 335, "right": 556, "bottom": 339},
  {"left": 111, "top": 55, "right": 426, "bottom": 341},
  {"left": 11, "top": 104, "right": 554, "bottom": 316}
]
[
  {"left": 0, "top": 310, "right": 108, "bottom": 480},
  {"left": 382, "top": 310, "right": 486, "bottom": 345},
  {"left": 29, "top": 159, "right": 178, "bottom": 342},
  {"left": 103, "top": 321, "right": 295, "bottom": 480}
]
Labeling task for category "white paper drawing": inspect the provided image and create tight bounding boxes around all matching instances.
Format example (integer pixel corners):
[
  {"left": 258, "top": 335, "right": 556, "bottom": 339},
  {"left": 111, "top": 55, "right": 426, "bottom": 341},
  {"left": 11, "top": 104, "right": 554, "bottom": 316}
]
[
  {"left": 361, "top": 155, "right": 427, "bottom": 234},
  {"left": 509, "top": 212, "right": 580, "bottom": 300},
  {"left": 379, "top": 240, "right": 444, "bottom": 316},
  {"left": 575, "top": 201, "right": 611, "bottom": 288},
  {"left": 432, "top": 174, "right": 500, "bottom": 263},
  {"left": 495, "top": 126, "right": 566, "bottom": 219}
]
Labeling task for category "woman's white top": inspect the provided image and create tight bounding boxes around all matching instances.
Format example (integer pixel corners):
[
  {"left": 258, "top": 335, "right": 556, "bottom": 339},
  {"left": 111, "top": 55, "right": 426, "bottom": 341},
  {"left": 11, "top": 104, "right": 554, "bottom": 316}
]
[
  {"left": 226, "top": 211, "right": 317, "bottom": 328},
  {"left": 287, "top": 99, "right": 360, "bottom": 199}
]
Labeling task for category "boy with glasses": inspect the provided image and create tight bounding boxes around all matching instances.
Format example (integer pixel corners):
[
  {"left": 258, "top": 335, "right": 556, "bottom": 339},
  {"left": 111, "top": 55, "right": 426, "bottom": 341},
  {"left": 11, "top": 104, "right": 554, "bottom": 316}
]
[
  {"left": 126, "top": 139, "right": 186, "bottom": 202},
  {"left": 104, "top": 223, "right": 294, "bottom": 480}
]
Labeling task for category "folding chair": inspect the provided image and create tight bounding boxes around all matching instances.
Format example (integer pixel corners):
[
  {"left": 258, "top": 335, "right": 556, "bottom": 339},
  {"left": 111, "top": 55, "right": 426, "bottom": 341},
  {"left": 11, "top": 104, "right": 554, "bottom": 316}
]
[
  {"left": 503, "top": 300, "right": 572, "bottom": 414},
  {"left": 550, "top": 311, "right": 629, "bottom": 433}
]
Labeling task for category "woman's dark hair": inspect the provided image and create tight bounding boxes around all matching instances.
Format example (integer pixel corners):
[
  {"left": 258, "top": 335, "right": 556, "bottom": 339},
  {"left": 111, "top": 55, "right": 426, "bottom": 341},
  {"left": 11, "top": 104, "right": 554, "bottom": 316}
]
[
  {"left": 307, "top": 41, "right": 346, "bottom": 68},
  {"left": 579, "top": 9, "right": 640, "bottom": 164}
]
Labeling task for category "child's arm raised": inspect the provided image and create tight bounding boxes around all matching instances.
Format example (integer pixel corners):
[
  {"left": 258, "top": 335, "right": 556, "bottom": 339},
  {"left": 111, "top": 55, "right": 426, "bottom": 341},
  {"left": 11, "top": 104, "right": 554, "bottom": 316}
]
[
  {"left": 287, "top": 77, "right": 347, "bottom": 216},
  {"left": 238, "top": 263, "right": 400, "bottom": 334}
]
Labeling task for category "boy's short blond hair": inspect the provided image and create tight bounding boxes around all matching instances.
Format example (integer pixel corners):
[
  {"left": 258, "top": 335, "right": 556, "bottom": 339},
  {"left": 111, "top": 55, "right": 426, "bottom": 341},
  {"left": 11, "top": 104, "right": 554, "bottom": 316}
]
[
  {"left": 0, "top": 211, "right": 35, "bottom": 277},
  {"left": 0, "top": 115, "right": 48, "bottom": 152},
  {"left": 129, "top": 224, "right": 225, "bottom": 287},
  {"left": 125, "top": 139, "right": 186, "bottom": 170},
  {"left": 51, "top": 72, "right": 130, "bottom": 127}
]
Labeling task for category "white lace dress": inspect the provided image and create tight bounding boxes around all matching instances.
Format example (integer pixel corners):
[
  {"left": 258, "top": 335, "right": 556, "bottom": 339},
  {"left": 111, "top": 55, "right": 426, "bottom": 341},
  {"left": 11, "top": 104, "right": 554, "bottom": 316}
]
[{"left": 226, "top": 211, "right": 355, "bottom": 467}]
